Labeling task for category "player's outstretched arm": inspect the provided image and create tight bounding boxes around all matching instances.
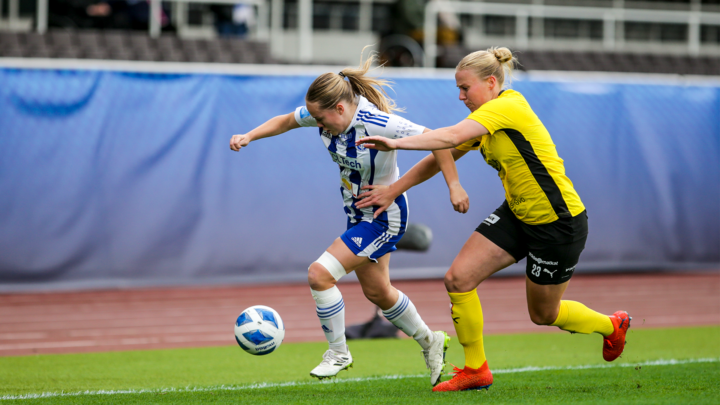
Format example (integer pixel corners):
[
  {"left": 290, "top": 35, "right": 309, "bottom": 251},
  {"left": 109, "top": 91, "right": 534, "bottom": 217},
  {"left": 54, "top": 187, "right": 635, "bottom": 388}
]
[
  {"left": 356, "top": 119, "right": 488, "bottom": 151},
  {"left": 357, "top": 148, "right": 469, "bottom": 217},
  {"left": 434, "top": 148, "right": 469, "bottom": 214},
  {"left": 230, "top": 112, "right": 300, "bottom": 151}
]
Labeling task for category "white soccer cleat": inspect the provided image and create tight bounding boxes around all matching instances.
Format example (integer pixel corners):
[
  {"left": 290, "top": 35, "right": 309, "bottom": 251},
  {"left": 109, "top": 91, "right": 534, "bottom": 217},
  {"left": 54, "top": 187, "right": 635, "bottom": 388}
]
[
  {"left": 423, "top": 331, "right": 451, "bottom": 386},
  {"left": 310, "top": 349, "right": 353, "bottom": 380}
]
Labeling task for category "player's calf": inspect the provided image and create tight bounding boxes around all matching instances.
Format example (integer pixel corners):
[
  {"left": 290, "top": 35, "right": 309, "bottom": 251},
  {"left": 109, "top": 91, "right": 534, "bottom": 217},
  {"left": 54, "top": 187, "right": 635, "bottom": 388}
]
[
  {"left": 310, "top": 252, "right": 349, "bottom": 355},
  {"left": 381, "top": 290, "right": 448, "bottom": 385}
]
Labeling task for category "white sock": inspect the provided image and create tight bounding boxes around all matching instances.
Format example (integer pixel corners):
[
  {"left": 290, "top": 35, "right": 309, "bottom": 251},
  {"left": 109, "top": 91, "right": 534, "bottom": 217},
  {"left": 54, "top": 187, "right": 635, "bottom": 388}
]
[
  {"left": 311, "top": 286, "right": 347, "bottom": 354},
  {"left": 382, "top": 290, "right": 434, "bottom": 350}
]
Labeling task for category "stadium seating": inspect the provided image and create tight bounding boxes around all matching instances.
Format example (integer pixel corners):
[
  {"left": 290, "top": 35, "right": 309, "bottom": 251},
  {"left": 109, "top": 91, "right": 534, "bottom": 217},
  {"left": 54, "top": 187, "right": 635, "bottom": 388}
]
[
  {"left": 0, "top": 30, "right": 275, "bottom": 64},
  {"left": 439, "top": 45, "right": 720, "bottom": 75},
  {"left": 0, "top": 26, "right": 720, "bottom": 75},
  {"left": 1, "top": 29, "right": 717, "bottom": 74}
]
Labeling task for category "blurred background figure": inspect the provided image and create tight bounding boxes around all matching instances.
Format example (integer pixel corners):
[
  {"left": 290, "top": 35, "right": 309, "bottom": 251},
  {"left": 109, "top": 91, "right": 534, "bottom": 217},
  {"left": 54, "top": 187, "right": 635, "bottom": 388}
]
[
  {"left": 48, "top": 0, "right": 172, "bottom": 30},
  {"left": 211, "top": 2, "right": 255, "bottom": 37},
  {"left": 46, "top": 0, "right": 110, "bottom": 28},
  {"left": 380, "top": 0, "right": 459, "bottom": 67}
]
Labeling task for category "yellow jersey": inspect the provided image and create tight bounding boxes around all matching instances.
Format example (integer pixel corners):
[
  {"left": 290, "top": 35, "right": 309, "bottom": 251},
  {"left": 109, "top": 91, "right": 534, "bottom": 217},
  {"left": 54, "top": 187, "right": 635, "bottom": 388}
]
[{"left": 457, "top": 89, "right": 585, "bottom": 225}]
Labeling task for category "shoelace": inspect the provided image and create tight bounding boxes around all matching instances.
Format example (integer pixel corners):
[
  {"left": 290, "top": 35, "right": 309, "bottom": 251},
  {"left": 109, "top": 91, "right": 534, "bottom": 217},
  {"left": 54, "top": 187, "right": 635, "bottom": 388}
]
[
  {"left": 448, "top": 363, "right": 465, "bottom": 378},
  {"left": 319, "top": 350, "right": 347, "bottom": 366}
]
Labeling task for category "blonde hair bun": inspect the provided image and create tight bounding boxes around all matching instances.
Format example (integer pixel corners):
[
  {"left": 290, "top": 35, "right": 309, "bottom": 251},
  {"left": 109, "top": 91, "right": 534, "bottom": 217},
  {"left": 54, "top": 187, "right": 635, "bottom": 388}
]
[
  {"left": 491, "top": 47, "right": 513, "bottom": 64},
  {"left": 456, "top": 46, "right": 517, "bottom": 89}
]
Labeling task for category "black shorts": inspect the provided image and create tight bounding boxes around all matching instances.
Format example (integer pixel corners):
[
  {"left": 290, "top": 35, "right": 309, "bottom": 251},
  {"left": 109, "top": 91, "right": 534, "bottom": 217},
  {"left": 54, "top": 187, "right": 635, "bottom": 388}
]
[{"left": 476, "top": 201, "right": 588, "bottom": 285}]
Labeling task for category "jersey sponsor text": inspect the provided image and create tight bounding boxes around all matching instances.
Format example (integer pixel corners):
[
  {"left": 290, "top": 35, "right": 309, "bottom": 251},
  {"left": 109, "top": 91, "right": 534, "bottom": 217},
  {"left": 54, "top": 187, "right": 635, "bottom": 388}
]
[
  {"left": 293, "top": 96, "right": 423, "bottom": 224},
  {"left": 329, "top": 151, "right": 362, "bottom": 169},
  {"left": 529, "top": 252, "right": 559, "bottom": 266}
]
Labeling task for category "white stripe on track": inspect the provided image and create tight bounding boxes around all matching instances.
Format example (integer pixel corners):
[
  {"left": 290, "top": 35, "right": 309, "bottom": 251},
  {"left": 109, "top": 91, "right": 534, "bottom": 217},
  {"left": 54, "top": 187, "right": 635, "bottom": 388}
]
[{"left": 2, "top": 357, "right": 717, "bottom": 401}]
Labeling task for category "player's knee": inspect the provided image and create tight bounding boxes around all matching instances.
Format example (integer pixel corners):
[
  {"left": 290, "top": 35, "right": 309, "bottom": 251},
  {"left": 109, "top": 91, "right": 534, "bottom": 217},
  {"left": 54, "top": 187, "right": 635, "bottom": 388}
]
[
  {"left": 443, "top": 271, "right": 457, "bottom": 292},
  {"left": 444, "top": 268, "right": 472, "bottom": 293},
  {"left": 362, "top": 289, "right": 382, "bottom": 305},
  {"left": 362, "top": 286, "right": 390, "bottom": 306},
  {"left": 528, "top": 308, "right": 558, "bottom": 326},
  {"left": 308, "top": 252, "right": 346, "bottom": 290},
  {"left": 307, "top": 262, "right": 336, "bottom": 291}
]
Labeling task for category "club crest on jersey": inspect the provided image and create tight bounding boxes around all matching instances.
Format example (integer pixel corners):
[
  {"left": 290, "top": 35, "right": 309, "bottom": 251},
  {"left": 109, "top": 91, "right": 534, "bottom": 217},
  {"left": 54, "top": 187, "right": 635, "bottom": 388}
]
[
  {"left": 335, "top": 132, "right": 353, "bottom": 147},
  {"left": 355, "top": 135, "right": 367, "bottom": 151}
]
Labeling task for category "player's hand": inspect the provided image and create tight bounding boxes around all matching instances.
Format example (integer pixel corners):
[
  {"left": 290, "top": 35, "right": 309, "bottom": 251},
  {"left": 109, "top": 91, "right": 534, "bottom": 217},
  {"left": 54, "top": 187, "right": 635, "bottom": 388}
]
[
  {"left": 357, "top": 185, "right": 396, "bottom": 218},
  {"left": 356, "top": 136, "right": 397, "bottom": 151},
  {"left": 449, "top": 183, "right": 469, "bottom": 214},
  {"left": 230, "top": 134, "right": 251, "bottom": 151}
]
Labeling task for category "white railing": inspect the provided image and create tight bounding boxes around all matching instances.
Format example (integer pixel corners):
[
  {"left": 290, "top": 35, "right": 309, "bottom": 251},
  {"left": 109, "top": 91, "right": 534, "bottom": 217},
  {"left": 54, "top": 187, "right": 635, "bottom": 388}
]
[
  {"left": 0, "top": 0, "right": 37, "bottom": 31},
  {"left": 149, "top": 0, "right": 393, "bottom": 62},
  {"left": 423, "top": 1, "right": 720, "bottom": 67}
]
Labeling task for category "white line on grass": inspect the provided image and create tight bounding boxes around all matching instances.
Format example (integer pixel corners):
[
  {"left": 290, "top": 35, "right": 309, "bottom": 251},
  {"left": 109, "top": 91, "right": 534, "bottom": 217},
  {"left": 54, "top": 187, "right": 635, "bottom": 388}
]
[{"left": 2, "top": 357, "right": 717, "bottom": 401}]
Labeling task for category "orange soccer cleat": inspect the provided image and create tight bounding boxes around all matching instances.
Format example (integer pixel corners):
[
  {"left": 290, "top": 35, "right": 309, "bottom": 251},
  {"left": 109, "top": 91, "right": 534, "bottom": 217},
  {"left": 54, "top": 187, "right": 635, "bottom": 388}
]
[
  {"left": 432, "top": 361, "right": 493, "bottom": 392},
  {"left": 603, "top": 310, "right": 631, "bottom": 362}
]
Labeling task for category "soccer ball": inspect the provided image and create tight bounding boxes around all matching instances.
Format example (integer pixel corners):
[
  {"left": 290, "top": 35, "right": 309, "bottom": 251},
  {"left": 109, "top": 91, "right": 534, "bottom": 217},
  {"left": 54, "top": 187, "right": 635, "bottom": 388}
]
[{"left": 234, "top": 305, "right": 285, "bottom": 355}]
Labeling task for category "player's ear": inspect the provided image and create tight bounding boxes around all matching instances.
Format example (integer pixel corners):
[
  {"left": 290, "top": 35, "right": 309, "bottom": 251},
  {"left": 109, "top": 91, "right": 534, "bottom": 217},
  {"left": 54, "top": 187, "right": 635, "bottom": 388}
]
[
  {"left": 487, "top": 75, "right": 497, "bottom": 89},
  {"left": 336, "top": 103, "right": 344, "bottom": 116}
]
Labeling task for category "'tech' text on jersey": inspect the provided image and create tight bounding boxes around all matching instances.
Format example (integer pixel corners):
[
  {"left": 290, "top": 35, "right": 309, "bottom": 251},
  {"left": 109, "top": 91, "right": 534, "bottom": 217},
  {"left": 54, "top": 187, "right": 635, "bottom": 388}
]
[{"left": 294, "top": 96, "right": 425, "bottom": 225}]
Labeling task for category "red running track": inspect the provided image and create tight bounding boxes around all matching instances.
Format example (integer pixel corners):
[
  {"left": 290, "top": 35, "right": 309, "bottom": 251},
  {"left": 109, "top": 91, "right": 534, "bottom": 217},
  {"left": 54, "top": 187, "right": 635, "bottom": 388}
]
[{"left": 0, "top": 272, "right": 718, "bottom": 356}]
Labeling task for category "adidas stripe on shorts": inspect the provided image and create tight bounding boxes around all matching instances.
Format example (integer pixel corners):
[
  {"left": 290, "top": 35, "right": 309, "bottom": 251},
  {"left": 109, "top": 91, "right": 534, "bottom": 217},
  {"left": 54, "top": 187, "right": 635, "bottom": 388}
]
[{"left": 340, "top": 194, "right": 408, "bottom": 262}]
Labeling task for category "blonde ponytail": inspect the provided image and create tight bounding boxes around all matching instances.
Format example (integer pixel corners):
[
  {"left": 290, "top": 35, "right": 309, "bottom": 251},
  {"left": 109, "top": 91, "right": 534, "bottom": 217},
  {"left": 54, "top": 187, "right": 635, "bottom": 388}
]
[
  {"left": 457, "top": 46, "right": 517, "bottom": 88},
  {"left": 306, "top": 49, "right": 401, "bottom": 114}
]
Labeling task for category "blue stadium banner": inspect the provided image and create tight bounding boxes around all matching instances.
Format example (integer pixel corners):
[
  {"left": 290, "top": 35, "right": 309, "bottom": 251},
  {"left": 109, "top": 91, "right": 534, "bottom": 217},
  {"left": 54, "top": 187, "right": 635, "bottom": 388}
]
[{"left": 0, "top": 67, "right": 718, "bottom": 285}]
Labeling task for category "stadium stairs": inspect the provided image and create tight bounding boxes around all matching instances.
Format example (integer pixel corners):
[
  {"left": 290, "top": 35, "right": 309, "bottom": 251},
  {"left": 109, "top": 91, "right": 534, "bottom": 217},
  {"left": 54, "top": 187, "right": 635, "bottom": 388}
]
[
  {"left": 0, "top": 29, "right": 275, "bottom": 64},
  {"left": 1, "top": 29, "right": 718, "bottom": 75}
]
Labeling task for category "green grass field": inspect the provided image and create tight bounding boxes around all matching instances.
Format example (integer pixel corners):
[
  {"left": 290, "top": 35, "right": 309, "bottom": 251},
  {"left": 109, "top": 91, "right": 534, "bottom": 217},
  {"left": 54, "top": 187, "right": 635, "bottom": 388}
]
[{"left": 1, "top": 326, "right": 718, "bottom": 404}]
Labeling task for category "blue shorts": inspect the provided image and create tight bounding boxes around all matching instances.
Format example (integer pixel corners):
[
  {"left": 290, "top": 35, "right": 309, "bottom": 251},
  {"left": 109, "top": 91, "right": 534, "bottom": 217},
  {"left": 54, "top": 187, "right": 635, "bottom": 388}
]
[{"left": 340, "top": 194, "right": 408, "bottom": 261}]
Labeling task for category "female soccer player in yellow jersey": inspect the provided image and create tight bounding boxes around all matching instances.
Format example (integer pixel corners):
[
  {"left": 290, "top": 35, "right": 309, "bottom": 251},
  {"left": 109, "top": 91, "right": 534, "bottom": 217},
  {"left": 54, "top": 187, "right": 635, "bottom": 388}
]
[{"left": 356, "top": 47, "right": 631, "bottom": 392}]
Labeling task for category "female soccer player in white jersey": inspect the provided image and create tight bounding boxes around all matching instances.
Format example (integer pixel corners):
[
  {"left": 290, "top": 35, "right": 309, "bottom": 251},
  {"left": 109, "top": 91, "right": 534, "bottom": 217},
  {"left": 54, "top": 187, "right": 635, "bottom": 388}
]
[{"left": 229, "top": 54, "right": 469, "bottom": 385}]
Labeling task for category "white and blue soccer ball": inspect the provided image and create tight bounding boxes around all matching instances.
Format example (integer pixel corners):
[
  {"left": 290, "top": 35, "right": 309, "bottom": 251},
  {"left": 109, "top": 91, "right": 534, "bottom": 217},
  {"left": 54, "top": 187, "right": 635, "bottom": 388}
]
[{"left": 234, "top": 305, "right": 285, "bottom": 355}]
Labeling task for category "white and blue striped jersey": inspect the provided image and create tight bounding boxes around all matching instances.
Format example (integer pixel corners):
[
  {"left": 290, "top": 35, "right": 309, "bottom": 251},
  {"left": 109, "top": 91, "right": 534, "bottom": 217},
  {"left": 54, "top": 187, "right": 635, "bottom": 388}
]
[{"left": 294, "top": 96, "right": 425, "bottom": 224}]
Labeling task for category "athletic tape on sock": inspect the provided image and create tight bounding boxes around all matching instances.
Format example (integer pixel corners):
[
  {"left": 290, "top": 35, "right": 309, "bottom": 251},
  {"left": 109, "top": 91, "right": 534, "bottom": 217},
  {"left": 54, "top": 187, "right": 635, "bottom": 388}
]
[{"left": 314, "top": 251, "right": 347, "bottom": 281}]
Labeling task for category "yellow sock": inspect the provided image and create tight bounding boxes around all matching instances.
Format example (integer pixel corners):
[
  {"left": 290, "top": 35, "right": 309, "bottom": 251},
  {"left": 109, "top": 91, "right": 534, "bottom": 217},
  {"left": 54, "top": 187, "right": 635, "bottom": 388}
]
[
  {"left": 551, "top": 300, "right": 614, "bottom": 336},
  {"left": 449, "top": 289, "right": 486, "bottom": 369}
]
